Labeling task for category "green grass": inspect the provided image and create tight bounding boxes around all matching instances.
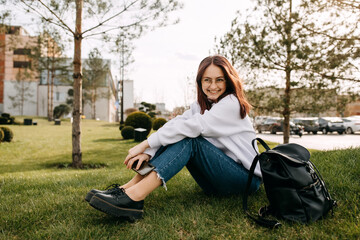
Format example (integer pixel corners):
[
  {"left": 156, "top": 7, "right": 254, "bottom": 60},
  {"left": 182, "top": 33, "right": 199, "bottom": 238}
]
[{"left": 1, "top": 117, "right": 359, "bottom": 239}]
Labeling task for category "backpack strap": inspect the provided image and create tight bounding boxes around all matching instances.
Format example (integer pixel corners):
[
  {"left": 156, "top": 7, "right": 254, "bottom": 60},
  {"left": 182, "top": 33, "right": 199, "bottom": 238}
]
[
  {"left": 243, "top": 138, "right": 282, "bottom": 229},
  {"left": 309, "top": 160, "right": 337, "bottom": 210},
  {"left": 252, "top": 138, "right": 270, "bottom": 154}
]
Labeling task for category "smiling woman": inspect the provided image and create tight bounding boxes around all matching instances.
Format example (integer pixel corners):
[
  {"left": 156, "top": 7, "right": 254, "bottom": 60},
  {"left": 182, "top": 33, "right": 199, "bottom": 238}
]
[
  {"left": 196, "top": 55, "right": 251, "bottom": 118},
  {"left": 201, "top": 65, "right": 226, "bottom": 102},
  {"left": 86, "top": 55, "right": 259, "bottom": 222}
]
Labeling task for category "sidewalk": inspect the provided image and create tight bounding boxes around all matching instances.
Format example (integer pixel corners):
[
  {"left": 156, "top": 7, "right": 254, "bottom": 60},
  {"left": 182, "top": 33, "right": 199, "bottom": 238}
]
[{"left": 256, "top": 133, "right": 360, "bottom": 151}]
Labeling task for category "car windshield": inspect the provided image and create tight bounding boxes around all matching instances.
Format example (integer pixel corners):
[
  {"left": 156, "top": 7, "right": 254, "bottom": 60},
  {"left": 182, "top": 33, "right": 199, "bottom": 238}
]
[
  {"left": 323, "top": 117, "right": 343, "bottom": 123},
  {"left": 330, "top": 119, "right": 343, "bottom": 123},
  {"left": 264, "top": 119, "right": 278, "bottom": 124},
  {"left": 304, "top": 120, "right": 317, "bottom": 124}
]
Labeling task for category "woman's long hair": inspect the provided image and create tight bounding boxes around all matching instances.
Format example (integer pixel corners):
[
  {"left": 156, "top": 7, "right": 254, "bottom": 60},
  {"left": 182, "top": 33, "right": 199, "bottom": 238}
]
[{"left": 196, "top": 55, "right": 251, "bottom": 119}]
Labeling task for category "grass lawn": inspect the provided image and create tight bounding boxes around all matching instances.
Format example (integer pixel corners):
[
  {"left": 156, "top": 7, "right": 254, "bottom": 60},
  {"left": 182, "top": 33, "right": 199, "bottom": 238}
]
[{"left": 0, "top": 117, "right": 359, "bottom": 239}]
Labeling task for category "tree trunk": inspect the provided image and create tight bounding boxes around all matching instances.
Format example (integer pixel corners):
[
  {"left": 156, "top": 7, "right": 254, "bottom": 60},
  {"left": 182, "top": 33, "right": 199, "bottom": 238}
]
[
  {"left": 20, "top": 72, "right": 24, "bottom": 116},
  {"left": 72, "top": 0, "right": 83, "bottom": 168},
  {"left": 92, "top": 87, "right": 96, "bottom": 119},
  {"left": 47, "top": 40, "right": 51, "bottom": 121},
  {"left": 283, "top": 69, "right": 291, "bottom": 143},
  {"left": 50, "top": 50, "right": 55, "bottom": 120},
  {"left": 283, "top": 0, "right": 293, "bottom": 144}
]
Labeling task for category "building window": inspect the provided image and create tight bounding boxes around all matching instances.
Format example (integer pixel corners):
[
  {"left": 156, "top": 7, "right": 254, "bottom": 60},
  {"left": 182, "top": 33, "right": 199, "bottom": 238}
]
[
  {"left": 13, "top": 48, "right": 31, "bottom": 55},
  {"left": 13, "top": 61, "right": 31, "bottom": 68}
]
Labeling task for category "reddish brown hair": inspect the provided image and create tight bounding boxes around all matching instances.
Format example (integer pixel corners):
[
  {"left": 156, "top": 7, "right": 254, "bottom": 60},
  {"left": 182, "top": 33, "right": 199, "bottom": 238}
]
[{"left": 196, "top": 55, "right": 251, "bottom": 119}]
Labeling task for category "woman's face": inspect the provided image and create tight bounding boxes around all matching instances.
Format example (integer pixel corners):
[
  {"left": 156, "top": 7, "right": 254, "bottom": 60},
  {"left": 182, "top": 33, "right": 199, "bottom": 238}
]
[{"left": 201, "top": 64, "right": 226, "bottom": 102}]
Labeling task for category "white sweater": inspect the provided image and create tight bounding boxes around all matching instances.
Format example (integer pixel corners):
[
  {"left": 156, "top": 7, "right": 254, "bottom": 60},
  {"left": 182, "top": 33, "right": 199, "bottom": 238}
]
[{"left": 144, "top": 94, "right": 262, "bottom": 177}]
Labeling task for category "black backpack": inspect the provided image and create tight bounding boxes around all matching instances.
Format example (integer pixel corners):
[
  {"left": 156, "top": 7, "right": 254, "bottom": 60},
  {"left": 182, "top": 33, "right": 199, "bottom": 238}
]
[{"left": 243, "top": 138, "right": 337, "bottom": 228}]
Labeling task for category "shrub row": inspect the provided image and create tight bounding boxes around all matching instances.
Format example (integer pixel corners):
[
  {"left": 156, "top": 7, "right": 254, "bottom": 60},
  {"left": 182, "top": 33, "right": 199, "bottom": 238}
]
[
  {"left": 0, "top": 113, "right": 15, "bottom": 125},
  {"left": 120, "top": 112, "right": 167, "bottom": 140}
]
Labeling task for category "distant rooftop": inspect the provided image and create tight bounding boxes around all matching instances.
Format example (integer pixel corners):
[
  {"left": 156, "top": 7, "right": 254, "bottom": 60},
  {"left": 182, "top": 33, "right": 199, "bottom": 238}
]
[{"left": 0, "top": 25, "right": 29, "bottom": 35}]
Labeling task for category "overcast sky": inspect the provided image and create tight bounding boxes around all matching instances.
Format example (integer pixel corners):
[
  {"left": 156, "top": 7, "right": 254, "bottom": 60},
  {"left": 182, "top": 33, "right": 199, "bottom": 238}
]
[{"left": 115, "top": 0, "right": 253, "bottom": 110}]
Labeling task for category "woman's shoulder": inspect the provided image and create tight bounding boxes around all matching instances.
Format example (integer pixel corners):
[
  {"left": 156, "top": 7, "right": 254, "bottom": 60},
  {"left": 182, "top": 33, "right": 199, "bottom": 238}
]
[
  {"left": 217, "top": 94, "right": 239, "bottom": 106},
  {"left": 190, "top": 101, "right": 201, "bottom": 112}
]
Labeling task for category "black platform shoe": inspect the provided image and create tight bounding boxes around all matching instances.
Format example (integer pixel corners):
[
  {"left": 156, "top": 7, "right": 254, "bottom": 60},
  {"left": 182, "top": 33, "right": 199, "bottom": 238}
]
[
  {"left": 85, "top": 184, "right": 121, "bottom": 202},
  {"left": 89, "top": 188, "right": 144, "bottom": 221}
]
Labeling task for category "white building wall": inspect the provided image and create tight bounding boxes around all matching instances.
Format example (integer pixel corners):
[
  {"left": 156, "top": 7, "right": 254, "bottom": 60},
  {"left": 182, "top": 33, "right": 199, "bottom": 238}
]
[
  {"left": 37, "top": 85, "right": 72, "bottom": 117},
  {"left": 83, "top": 87, "right": 117, "bottom": 122},
  {"left": 122, "top": 80, "right": 134, "bottom": 120},
  {"left": 3, "top": 80, "right": 38, "bottom": 116}
]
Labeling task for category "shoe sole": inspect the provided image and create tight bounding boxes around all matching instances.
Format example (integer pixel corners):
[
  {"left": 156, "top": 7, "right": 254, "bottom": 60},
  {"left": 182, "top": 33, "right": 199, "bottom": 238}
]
[
  {"left": 89, "top": 195, "right": 143, "bottom": 220},
  {"left": 85, "top": 191, "right": 94, "bottom": 202}
]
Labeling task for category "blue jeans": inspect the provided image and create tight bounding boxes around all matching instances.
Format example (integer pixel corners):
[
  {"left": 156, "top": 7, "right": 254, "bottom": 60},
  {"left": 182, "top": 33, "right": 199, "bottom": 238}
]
[{"left": 149, "top": 137, "right": 261, "bottom": 195}]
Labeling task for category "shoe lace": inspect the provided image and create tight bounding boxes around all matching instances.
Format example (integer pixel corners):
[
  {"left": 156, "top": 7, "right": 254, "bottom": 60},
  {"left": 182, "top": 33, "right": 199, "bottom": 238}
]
[
  {"left": 105, "top": 183, "right": 121, "bottom": 190},
  {"left": 112, "top": 187, "right": 126, "bottom": 196}
]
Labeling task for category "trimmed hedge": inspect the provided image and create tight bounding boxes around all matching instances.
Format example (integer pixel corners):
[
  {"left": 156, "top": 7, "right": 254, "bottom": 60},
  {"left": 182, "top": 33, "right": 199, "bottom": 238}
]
[
  {"left": 0, "top": 113, "right": 15, "bottom": 125},
  {"left": 121, "top": 126, "right": 135, "bottom": 139},
  {"left": 0, "top": 127, "right": 13, "bottom": 142},
  {"left": 0, "top": 117, "right": 8, "bottom": 124},
  {"left": 124, "top": 112, "right": 152, "bottom": 136},
  {"left": 153, "top": 118, "right": 167, "bottom": 131},
  {"left": 1, "top": 113, "right": 10, "bottom": 118}
]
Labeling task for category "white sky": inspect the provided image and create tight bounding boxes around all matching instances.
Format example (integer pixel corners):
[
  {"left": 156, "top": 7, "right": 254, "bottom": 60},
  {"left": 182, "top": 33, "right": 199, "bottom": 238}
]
[{"left": 118, "top": 0, "right": 252, "bottom": 110}]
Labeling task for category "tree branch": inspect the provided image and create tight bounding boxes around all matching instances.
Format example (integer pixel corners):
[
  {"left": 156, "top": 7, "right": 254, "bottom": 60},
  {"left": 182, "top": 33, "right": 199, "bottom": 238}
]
[
  {"left": 82, "top": 0, "right": 141, "bottom": 35},
  {"left": 18, "top": 0, "right": 70, "bottom": 34},
  {"left": 300, "top": 21, "right": 360, "bottom": 41},
  {"left": 82, "top": 3, "right": 169, "bottom": 39},
  {"left": 34, "top": 0, "right": 75, "bottom": 35},
  {"left": 322, "top": 74, "right": 360, "bottom": 82}
]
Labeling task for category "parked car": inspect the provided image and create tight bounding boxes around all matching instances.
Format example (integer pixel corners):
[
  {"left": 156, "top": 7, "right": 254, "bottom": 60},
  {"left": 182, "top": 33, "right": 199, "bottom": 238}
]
[
  {"left": 257, "top": 117, "right": 303, "bottom": 137},
  {"left": 318, "top": 117, "right": 345, "bottom": 134},
  {"left": 256, "top": 117, "right": 281, "bottom": 133},
  {"left": 293, "top": 117, "right": 320, "bottom": 134},
  {"left": 253, "top": 116, "right": 270, "bottom": 128},
  {"left": 342, "top": 117, "right": 360, "bottom": 134}
]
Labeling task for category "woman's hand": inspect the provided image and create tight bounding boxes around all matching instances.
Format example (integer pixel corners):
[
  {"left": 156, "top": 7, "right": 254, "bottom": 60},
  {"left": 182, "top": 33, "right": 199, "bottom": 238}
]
[
  {"left": 124, "top": 153, "right": 151, "bottom": 170},
  {"left": 124, "top": 140, "right": 150, "bottom": 169}
]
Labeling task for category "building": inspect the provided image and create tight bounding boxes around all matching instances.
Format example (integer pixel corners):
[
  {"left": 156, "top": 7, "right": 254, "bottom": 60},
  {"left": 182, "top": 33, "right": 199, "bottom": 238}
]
[
  {"left": 38, "top": 58, "right": 119, "bottom": 122},
  {"left": 0, "top": 25, "right": 39, "bottom": 116},
  {"left": 121, "top": 79, "right": 134, "bottom": 120},
  {"left": 0, "top": 25, "right": 133, "bottom": 122}
]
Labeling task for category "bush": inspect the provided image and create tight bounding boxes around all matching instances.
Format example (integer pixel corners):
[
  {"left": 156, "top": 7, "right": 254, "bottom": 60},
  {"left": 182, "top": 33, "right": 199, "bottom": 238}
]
[
  {"left": 53, "top": 104, "right": 71, "bottom": 119},
  {"left": 0, "top": 127, "right": 13, "bottom": 142},
  {"left": 153, "top": 118, "right": 167, "bottom": 130},
  {"left": 0, "top": 117, "right": 8, "bottom": 124},
  {"left": 148, "top": 111, "right": 156, "bottom": 118},
  {"left": 9, "top": 117, "right": 15, "bottom": 124},
  {"left": 0, "top": 128, "right": 4, "bottom": 142},
  {"left": 1, "top": 113, "right": 10, "bottom": 118},
  {"left": 121, "top": 126, "right": 135, "bottom": 139},
  {"left": 124, "top": 111, "right": 152, "bottom": 136},
  {"left": 0, "top": 113, "right": 16, "bottom": 125}
]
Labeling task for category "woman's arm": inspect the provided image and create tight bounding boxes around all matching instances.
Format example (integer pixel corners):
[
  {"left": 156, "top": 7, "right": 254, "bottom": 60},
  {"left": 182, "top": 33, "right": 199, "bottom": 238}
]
[
  {"left": 147, "top": 95, "right": 253, "bottom": 148},
  {"left": 134, "top": 102, "right": 199, "bottom": 160}
]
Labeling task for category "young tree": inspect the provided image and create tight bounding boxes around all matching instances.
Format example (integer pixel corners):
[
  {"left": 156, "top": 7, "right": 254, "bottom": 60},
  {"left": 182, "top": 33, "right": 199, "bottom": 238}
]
[
  {"left": 215, "top": 0, "right": 359, "bottom": 143},
  {"left": 82, "top": 48, "right": 109, "bottom": 119},
  {"left": 13, "top": 0, "right": 182, "bottom": 167},
  {"left": 32, "top": 29, "right": 69, "bottom": 121},
  {"left": 8, "top": 68, "right": 34, "bottom": 115}
]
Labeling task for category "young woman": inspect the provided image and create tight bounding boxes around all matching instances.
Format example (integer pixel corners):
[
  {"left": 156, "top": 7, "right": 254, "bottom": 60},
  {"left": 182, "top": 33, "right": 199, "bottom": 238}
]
[{"left": 86, "top": 55, "right": 262, "bottom": 220}]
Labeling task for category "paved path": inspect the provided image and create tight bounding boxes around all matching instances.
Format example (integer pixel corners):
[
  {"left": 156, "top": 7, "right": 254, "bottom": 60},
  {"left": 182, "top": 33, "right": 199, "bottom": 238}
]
[{"left": 256, "top": 133, "right": 360, "bottom": 151}]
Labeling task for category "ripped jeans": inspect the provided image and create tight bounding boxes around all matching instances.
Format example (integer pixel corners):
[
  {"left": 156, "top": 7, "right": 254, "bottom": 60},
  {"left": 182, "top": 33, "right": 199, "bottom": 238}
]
[{"left": 149, "top": 137, "right": 261, "bottom": 195}]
